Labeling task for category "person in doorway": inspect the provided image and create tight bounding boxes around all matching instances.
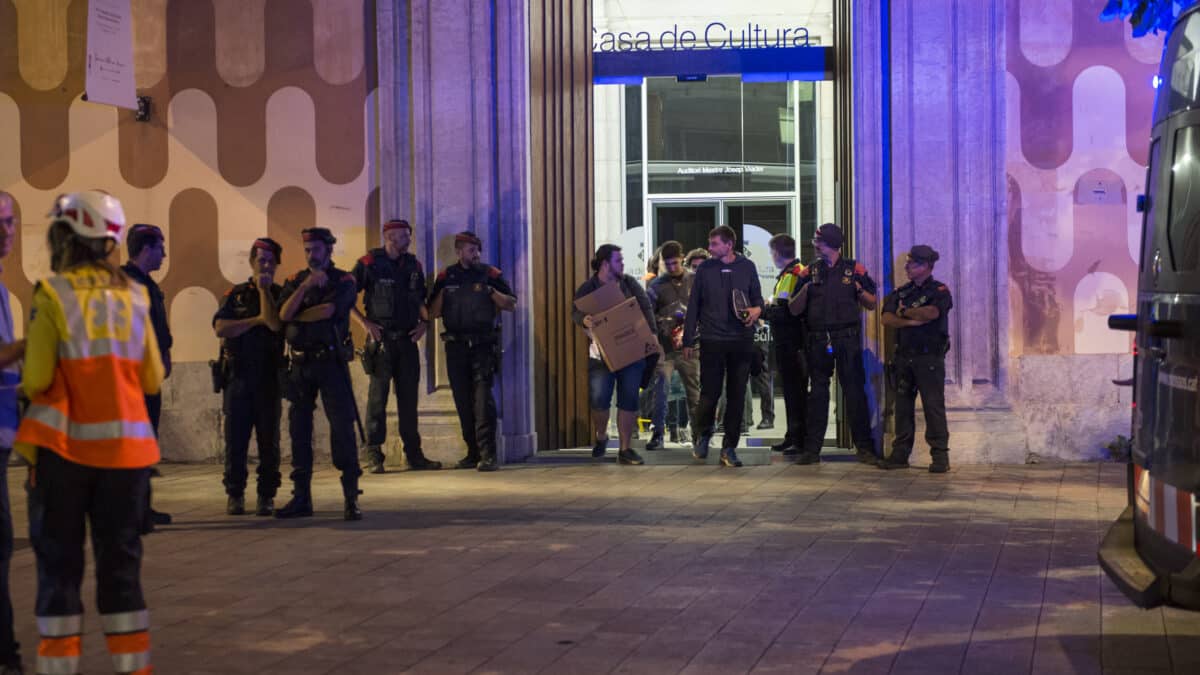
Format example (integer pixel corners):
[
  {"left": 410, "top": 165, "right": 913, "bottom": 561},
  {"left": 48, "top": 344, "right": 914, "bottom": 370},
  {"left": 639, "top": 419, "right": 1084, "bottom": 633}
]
[
  {"left": 276, "top": 228, "right": 364, "bottom": 520},
  {"left": 0, "top": 193, "right": 23, "bottom": 675},
  {"left": 212, "top": 238, "right": 285, "bottom": 516},
  {"left": 788, "top": 223, "right": 877, "bottom": 465},
  {"left": 428, "top": 232, "right": 516, "bottom": 472},
  {"left": 682, "top": 226, "right": 763, "bottom": 467},
  {"left": 574, "top": 244, "right": 657, "bottom": 465},
  {"left": 351, "top": 219, "right": 441, "bottom": 474},
  {"left": 647, "top": 241, "right": 701, "bottom": 446},
  {"left": 18, "top": 191, "right": 163, "bottom": 675},
  {"left": 880, "top": 245, "right": 953, "bottom": 473},
  {"left": 764, "top": 234, "right": 808, "bottom": 456},
  {"left": 122, "top": 224, "right": 172, "bottom": 531}
]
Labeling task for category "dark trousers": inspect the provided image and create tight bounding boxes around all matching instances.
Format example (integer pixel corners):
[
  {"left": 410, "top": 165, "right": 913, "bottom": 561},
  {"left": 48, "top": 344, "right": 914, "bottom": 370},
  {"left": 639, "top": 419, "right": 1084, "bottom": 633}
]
[
  {"left": 28, "top": 449, "right": 149, "bottom": 621},
  {"left": 751, "top": 367, "right": 774, "bottom": 421},
  {"left": 893, "top": 352, "right": 949, "bottom": 458},
  {"left": 222, "top": 373, "right": 282, "bottom": 498},
  {"left": 0, "top": 448, "right": 18, "bottom": 667},
  {"left": 804, "top": 331, "right": 873, "bottom": 454},
  {"left": 142, "top": 393, "right": 162, "bottom": 532},
  {"left": 286, "top": 359, "right": 361, "bottom": 499},
  {"left": 365, "top": 339, "right": 422, "bottom": 460},
  {"left": 445, "top": 340, "right": 499, "bottom": 461},
  {"left": 695, "top": 340, "right": 754, "bottom": 450},
  {"left": 774, "top": 341, "right": 808, "bottom": 446}
]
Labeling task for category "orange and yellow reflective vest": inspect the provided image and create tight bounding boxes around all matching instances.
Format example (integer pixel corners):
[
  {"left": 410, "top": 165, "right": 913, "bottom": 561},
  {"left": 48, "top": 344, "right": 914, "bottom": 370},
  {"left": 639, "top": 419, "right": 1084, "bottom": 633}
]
[{"left": 15, "top": 265, "right": 164, "bottom": 468}]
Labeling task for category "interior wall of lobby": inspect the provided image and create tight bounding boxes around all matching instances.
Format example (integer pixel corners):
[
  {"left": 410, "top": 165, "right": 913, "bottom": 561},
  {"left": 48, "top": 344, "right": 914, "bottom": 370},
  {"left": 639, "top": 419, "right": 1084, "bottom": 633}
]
[{"left": 0, "top": 0, "right": 1154, "bottom": 463}]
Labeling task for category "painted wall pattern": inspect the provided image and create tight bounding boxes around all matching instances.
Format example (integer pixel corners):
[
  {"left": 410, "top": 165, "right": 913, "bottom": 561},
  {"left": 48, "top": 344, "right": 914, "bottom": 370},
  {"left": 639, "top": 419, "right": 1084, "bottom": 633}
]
[
  {"left": 0, "top": 0, "right": 378, "bottom": 363},
  {"left": 1007, "top": 0, "right": 1161, "bottom": 355}
]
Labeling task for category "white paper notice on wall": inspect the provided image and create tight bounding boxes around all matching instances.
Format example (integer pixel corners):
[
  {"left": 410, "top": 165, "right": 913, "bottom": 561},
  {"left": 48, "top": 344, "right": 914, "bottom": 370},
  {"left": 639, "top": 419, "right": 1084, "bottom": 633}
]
[{"left": 85, "top": 0, "right": 137, "bottom": 110}]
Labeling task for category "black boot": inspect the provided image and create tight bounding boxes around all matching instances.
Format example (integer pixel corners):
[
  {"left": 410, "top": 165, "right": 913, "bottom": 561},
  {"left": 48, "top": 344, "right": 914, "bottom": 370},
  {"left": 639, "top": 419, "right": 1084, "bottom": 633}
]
[
  {"left": 344, "top": 490, "right": 363, "bottom": 521},
  {"left": 407, "top": 455, "right": 443, "bottom": 471},
  {"left": 877, "top": 454, "right": 911, "bottom": 470},
  {"left": 275, "top": 485, "right": 314, "bottom": 519},
  {"left": 255, "top": 495, "right": 275, "bottom": 516},
  {"left": 226, "top": 494, "right": 245, "bottom": 516},
  {"left": 456, "top": 455, "right": 480, "bottom": 469},
  {"left": 929, "top": 449, "right": 950, "bottom": 473},
  {"left": 855, "top": 447, "right": 877, "bottom": 464},
  {"left": 477, "top": 455, "right": 499, "bottom": 472}
]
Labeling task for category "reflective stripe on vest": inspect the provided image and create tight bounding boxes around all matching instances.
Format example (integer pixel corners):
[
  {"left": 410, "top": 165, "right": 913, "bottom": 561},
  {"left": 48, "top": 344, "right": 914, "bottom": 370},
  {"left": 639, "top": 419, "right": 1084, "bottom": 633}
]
[{"left": 15, "top": 270, "right": 160, "bottom": 469}]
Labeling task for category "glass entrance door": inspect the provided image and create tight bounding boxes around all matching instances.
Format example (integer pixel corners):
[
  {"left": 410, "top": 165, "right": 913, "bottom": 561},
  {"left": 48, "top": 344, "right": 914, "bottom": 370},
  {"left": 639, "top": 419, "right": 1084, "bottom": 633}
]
[{"left": 652, "top": 202, "right": 719, "bottom": 258}]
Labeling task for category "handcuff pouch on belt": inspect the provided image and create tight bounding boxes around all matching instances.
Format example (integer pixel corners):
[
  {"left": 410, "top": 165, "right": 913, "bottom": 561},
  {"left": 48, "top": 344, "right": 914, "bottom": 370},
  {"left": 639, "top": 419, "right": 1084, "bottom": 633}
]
[{"left": 209, "top": 347, "right": 231, "bottom": 393}]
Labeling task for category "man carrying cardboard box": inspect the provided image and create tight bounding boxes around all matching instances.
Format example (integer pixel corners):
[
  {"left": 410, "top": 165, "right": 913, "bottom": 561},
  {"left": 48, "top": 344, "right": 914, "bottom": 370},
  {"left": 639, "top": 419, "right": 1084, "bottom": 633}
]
[{"left": 572, "top": 244, "right": 661, "bottom": 465}]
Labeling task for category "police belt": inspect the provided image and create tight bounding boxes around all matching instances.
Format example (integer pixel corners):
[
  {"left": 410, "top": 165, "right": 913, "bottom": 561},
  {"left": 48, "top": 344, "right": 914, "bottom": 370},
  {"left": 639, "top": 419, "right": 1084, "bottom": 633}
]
[
  {"left": 807, "top": 323, "right": 860, "bottom": 342},
  {"left": 380, "top": 328, "right": 414, "bottom": 342},
  {"left": 288, "top": 345, "right": 337, "bottom": 363},
  {"left": 895, "top": 342, "right": 947, "bottom": 357},
  {"left": 441, "top": 331, "right": 497, "bottom": 345}
]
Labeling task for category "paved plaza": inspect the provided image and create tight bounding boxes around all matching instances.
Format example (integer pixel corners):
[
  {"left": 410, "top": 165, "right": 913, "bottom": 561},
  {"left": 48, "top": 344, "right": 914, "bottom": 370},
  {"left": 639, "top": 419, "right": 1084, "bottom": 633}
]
[{"left": 6, "top": 459, "right": 1200, "bottom": 674}]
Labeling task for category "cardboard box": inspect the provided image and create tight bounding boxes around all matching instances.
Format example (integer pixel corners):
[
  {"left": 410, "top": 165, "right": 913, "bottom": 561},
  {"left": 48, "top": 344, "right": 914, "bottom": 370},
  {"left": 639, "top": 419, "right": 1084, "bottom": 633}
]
[{"left": 575, "top": 283, "right": 661, "bottom": 372}]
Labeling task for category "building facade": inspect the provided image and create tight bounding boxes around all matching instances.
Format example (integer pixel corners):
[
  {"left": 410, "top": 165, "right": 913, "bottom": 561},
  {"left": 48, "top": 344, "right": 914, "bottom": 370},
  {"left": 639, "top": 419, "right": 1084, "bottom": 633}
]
[{"left": 0, "top": 0, "right": 1152, "bottom": 463}]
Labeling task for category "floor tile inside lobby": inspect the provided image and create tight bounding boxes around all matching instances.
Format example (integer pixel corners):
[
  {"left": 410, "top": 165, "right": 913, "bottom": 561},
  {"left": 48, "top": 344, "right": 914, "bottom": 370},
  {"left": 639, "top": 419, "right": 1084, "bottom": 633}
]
[{"left": 6, "top": 460, "right": 1198, "bottom": 674}]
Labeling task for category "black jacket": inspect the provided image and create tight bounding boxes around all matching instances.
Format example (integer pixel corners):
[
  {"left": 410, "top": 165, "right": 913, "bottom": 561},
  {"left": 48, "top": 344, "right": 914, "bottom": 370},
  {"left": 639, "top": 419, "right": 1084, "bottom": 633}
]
[{"left": 682, "top": 254, "right": 762, "bottom": 346}]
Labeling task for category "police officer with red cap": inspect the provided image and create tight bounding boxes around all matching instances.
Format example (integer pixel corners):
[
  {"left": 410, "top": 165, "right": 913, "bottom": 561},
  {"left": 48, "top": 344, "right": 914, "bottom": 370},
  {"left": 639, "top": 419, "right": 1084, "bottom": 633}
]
[
  {"left": 213, "top": 237, "right": 285, "bottom": 516},
  {"left": 788, "top": 223, "right": 878, "bottom": 465},
  {"left": 880, "top": 245, "right": 953, "bottom": 473},
  {"left": 351, "top": 219, "right": 441, "bottom": 474},
  {"left": 277, "top": 227, "right": 365, "bottom": 520},
  {"left": 428, "top": 231, "right": 516, "bottom": 472}
]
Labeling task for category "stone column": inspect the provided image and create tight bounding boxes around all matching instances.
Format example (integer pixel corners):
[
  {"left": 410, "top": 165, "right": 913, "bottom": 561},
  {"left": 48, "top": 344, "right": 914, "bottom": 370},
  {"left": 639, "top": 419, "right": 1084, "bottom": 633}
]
[
  {"left": 855, "top": 0, "right": 1025, "bottom": 462},
  {"left": 376, "top": 0, "right": 537, "bottom": 463}
]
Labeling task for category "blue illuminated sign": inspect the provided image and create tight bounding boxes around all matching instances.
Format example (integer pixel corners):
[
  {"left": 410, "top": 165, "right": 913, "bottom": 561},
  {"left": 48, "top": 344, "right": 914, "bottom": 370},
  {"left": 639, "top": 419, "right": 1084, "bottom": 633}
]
[{"left": 593, "top": 22, "right": 811, "bottom": 52}]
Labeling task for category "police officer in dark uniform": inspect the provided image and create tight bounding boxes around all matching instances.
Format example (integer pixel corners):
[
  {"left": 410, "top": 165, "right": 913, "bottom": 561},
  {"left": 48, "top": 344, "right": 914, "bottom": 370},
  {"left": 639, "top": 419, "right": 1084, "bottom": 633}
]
[
  {"left": 428, "top": 231, "right": 516, "bottom": 472},
  {"left": 351, "top": 219, "right": 441, "bottom": 474},
  {"left": 276, "top": 227, "right": 365, "bottom": 520},
  {"left": 213, "top": 238, "right": 285, "bottom": 516},
  {"left": 788, "top": 223, "right": 878, "bottom": 465},
  {"left": 880, "top": 245, "right": 953, "bottom": 473}
]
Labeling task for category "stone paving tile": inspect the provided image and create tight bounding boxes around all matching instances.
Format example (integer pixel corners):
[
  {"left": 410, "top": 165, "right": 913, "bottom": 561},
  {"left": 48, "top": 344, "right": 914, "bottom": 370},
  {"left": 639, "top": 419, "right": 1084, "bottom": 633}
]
[{"left": 3, "top": 461, "right": 1200, "bottom": 673}]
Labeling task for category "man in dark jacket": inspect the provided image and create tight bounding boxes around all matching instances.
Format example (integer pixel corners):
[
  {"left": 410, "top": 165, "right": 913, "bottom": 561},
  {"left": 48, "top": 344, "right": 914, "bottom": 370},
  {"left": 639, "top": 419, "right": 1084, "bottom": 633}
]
[
  {"left": 122, "top": 223, "right": 173, "bottom": 529},
  {"left": 682, "top": 226, "right": 763, "bottom": 467}
]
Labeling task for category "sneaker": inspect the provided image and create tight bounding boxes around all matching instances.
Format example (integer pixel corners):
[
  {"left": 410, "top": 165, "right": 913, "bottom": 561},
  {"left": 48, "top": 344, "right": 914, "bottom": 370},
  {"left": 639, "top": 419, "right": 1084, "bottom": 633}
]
[
  {"left": 794, "top": 451, "right": 821, "bottom": 465},
  {"left": 477, "top": 456, "right": 499, "bottom": 472},
  {"left": 757, "top": 418, "right": 774, "bottom": 430},
  {"left": 720, "top": 448, "right": 743, "bottom": 467},
  {"left": 645, "top": 431, "right": 664, "bottom": 451},
  {"left": 877, "top": 456, "right": 910, "bottom": 470},
  {"left": 676, "top": 427, "right": 691, "bottom": 445},
  {"left": 592, "top": 438, "right": 608, "bottom": 458},
  {"left": 343, "top": 498, "right": 363, "bottom": 521},
  {"left": 255, "top": 495, "right": 275, "bottom": 516},
  {"left": 456, "top": 456, "right": 480, "bottom": 470},
  {"left": 617, "top": 448, "right": 644, "bottom": 465},
  {"left": 855, "top": 449, "right": 877, "bottom": 464},
  {"left": 692, "top": 434, "right": 712, "bottom": 460},
  {"left": 364, "top": 446, "right": 386, "bottom": 474},
  {"left": 226, "top": 494, "right": 245, "bottom": 516}
]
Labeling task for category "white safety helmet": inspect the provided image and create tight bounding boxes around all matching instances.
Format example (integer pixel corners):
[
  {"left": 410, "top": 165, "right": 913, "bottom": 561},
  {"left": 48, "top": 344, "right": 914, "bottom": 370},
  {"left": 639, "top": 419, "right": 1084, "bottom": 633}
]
[{"left": 48, "top": 190, "right": 126, "bottom": 243}]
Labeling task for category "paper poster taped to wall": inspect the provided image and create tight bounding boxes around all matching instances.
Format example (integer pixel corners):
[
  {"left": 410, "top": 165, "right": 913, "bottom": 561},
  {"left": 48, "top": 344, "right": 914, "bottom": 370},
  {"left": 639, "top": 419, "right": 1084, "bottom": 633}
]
[{"left": 85, "top": 0, "right": 137, "bottom": 109}]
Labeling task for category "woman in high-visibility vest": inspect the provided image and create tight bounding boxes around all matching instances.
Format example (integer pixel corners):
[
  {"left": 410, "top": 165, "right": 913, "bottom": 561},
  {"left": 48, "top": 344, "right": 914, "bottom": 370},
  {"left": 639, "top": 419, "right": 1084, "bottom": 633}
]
[{"left": 16, "top": 191, "right": 163, "bottom": 675}]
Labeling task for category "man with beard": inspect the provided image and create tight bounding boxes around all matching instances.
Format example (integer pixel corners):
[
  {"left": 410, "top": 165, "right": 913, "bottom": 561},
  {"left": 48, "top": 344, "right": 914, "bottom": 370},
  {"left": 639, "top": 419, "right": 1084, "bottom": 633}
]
[
  {"left": 351, "top": 219, "right": 441, "bottom": 474},
  {"left": 276, "top": 228, "right": 364, "bottom": 520},
  {"left": 429, "top": 232, "right": 516, "bottom": 472}
]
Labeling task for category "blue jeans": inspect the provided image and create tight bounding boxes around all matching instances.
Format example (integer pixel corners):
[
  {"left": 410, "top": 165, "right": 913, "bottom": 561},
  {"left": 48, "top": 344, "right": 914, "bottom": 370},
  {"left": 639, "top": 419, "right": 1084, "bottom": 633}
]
[{"left": 589, "top": 359, "right": 646, "bottom": 412}]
